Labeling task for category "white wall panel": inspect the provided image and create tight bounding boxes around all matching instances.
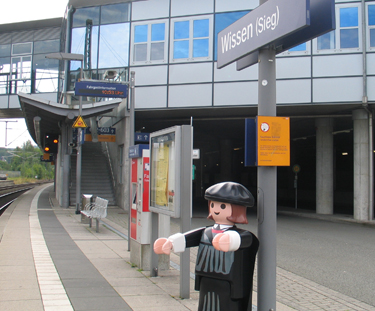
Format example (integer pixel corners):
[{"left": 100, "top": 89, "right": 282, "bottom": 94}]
[
  {"left": 313, "top": 77, "right": 362, "bottom": 103},
  {"left": 9, "top": 95, "right": 20, "bottom": 108},
  {"left": 169, "top": 63, "right": 212, "bottom": 84},
  {"left": 33, "top": 93, "right": 58, "bottom": 102},
  {"left": 215, "top": 0, "right": 258, "bottom": 12},
  {"left": 214, "top": 81, "right": 257, "bottom": 106},
  {"left": 313, "top": 54, "right": 362, "bottom": 77},
  {"left": 214, "top": 61, "right": 258, "bottom": 82},
  {"left": 171, "top": 0, "right": 214, "bottom": 16},
  {"left": 169, "top": 84, "right": 212, "bottom": 107},
  {"left": 276, "top": 80, "right": 311, "bottom": 104},
  {"left": 367, "top": 77, "right": 375, "bottom": 101},
  {"left": 132, "top": 0, "right": 170, "bottom": 20},
  {"left": 366, "top": 53, "right": 375, "bottom": 75},
  {"left": 131, "top": 66, "right": 168, "bottom": 86},
  {"left": 135, "top": 86, "right": 167, "bottom": 109},
  {"left": 276, "top": 57, "right": 311, "bottom": 79},
  {"left": 0, "top": 96, "right": 8, "bottom": 109}
]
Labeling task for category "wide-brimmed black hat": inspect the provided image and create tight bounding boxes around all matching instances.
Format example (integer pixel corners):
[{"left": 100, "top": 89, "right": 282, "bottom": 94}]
[{"left": 204, "top": 182, "right": 254, "bottom": 207}]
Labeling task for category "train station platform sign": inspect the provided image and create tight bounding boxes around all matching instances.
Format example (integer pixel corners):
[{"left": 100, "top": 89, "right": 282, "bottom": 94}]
[
  {"left": 217, "top": 0, "right": 310, "bottom": 68},
  {"left": 75, "top": 81, "right": 128, "bottom": 98}
]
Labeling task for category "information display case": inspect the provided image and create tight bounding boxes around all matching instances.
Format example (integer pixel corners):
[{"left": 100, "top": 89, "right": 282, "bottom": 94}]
[{"left": 149, "top": 126, "right": 182, "bottom": 218}]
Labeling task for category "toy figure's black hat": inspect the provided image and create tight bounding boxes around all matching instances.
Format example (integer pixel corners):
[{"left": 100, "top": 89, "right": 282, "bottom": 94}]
[{"left": 204, "top": 182, "right": 254, "bottom": 207}]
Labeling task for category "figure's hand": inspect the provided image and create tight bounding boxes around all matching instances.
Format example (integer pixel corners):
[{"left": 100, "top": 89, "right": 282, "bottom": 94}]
[
  {"left": 153, "top": 238, "right": 173, "bottom": 255},
  {"left": 212, "top": 233, "right": 231, "bottom": 252}
]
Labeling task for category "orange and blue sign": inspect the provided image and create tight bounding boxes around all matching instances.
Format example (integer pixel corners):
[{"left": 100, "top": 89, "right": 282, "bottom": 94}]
[{"left": 245, "top": 116, "right": 290, "bottom": 166}]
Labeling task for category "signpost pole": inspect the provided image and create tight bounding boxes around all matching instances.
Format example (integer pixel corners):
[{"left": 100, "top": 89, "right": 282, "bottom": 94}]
[
  {"left": 257, "top": 44, "right": 277, "bottom": 310},
  {"left": 179, "top": 125, "right": 192, "bottom": 299},
  {"left": 128, "top": 71, "right": 135, "bottom": 251},
  {"left": 75, "top": 64, "right": 84, "bottom": 214}
]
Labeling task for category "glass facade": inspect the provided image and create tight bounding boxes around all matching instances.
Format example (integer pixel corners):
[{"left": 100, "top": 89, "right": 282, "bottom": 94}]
[
  {"left": 69, "top": 3, "right": 130, "bottom": 89},
  {"left": 2, "top": 1, "right": 375, "bottom": 99},
  {"left": 0, "top": 36, "right": 59, "bottom": 95}
]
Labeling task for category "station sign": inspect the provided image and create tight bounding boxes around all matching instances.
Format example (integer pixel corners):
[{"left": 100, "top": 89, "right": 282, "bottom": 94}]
[
  {"left": 237, "top": 0, "right": 335, "bottom": 70},
  {"left": 84, "top": 127, "right": 116, "bottom": 142},
  {"left": 129, "top": 144, "right": 149, "bottom": 158},
  {"left": 135, "top": 133, "right": 150, "bottom": 143},
  {"left": 217, "top": 0, "right": 310, "bottom": 68},
  {"left": 75, "top": 81, "right": 128, "bottom": 98}
]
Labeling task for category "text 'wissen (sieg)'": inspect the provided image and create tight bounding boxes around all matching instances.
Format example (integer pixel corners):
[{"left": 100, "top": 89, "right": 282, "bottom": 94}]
[{"left": 220, "top": 6, "right": 280, "bottom": 54}]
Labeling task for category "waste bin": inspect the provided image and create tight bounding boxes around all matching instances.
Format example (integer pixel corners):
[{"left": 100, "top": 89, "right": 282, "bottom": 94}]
[{"left": 81, "top": 194, "right": 94, "bottom": 223}]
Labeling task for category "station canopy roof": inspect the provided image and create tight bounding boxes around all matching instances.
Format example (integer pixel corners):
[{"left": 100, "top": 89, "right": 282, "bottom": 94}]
[{"left": 18, "top": 93, "right": 121, "bottom": 148}]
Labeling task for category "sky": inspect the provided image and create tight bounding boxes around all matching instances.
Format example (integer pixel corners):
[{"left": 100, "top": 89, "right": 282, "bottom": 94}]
[{"left": 0, "top": 0, "right": 68, "bottom": 149}]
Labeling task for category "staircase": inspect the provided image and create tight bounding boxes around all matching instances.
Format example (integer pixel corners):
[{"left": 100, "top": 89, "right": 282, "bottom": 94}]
[{"left": 70, "top": 142, "right": 116, "bottom": 206}]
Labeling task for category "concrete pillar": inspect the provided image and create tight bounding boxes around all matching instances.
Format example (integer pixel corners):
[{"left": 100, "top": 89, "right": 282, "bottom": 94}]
[
  {"left": 220, "top": 139, "right": 232, "bottom": 181},
  {"left": 353, "top": 109, "right": 369, "bottom": 221},
  {"left": 316, "top": 118, "right": 334, "bottom": 214}
]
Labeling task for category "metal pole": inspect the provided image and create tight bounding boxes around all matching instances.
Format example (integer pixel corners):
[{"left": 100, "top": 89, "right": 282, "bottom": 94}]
[
  {"left": 128, "top": 71, "right": 135, "bottom": 251},
  {"left": 75, "top": 64, "right": 84, "bottom": 214},
  {"left": 257, "top": 45, "right": 277, "bottom": 311},
  {"left": 179, "top": 125, "right": 192, "bottom": 299},
  {"left": 295, "top": 173, "right": 298, "bottom": 209},
  {"left": 150, "top": 212, "right": 159, "bottom": 277}
]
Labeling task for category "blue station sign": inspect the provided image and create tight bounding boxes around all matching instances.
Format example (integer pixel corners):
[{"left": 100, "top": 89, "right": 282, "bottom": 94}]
[
  {"left": 129, "top": 144, "right": 149, "bottom": 158},
  {"left": 75, "top": 81, "right": 128, "bottom": 98},
  {"left": 217, "top": 0, "right": 310, "bottom": 69},
  {"left": 135, "top": 133, "right": 150, "bottom": 143},
  {"left": 237, "top": 0, "right": 335, "bottom": 70}
]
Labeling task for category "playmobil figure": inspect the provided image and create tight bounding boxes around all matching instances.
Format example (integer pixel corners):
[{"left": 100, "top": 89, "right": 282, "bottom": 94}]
[{"left": 154, "top": 182, "right": 259, "bottom": 311}]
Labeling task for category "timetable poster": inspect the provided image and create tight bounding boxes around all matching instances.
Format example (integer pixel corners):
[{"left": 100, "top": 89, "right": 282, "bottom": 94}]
[{"left": 155, "top": 143, "right": 169, "bottom": 207}]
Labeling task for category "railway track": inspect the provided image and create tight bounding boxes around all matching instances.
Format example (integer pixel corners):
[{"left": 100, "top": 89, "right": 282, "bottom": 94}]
[{"left": 0, "top": 181, "right": 51, "bottom": 216}]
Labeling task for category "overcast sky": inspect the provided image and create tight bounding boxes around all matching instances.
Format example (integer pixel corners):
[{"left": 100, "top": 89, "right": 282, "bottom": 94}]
[
  {"left": 1, "top": 0, "right": 68, "bottom": 25},
  {"left": 1, "top": 1, "right": 68, "bottom": 148}
]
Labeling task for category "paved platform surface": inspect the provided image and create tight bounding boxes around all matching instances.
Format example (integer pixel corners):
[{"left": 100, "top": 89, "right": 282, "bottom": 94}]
[{"left": 0, "top": 183, "right": 374, "bottom": 310}]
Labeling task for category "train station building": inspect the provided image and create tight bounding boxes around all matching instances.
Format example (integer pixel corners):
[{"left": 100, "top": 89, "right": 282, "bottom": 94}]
[{"left": 0, "top": 0, "right": 374, "bottom": 221}]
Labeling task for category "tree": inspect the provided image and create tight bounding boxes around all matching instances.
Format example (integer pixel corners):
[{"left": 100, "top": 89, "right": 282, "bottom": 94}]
[{"left": 9, "top": 141, "right": 54, "bottom": 179}]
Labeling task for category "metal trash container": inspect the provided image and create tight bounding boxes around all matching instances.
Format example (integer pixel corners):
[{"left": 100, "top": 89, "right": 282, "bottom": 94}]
[{"left": 81, "top": 194, "right": 93, "bottom": 223}]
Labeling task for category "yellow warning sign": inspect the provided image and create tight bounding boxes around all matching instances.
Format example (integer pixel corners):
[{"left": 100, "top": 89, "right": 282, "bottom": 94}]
[{"left": 72, "top": 116, "right": 88, "bottom": 128}]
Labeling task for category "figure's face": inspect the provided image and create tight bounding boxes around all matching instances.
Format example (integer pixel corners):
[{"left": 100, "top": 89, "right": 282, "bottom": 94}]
[{"left": 210, "top": 201, "right": 234, "bottom": 225}]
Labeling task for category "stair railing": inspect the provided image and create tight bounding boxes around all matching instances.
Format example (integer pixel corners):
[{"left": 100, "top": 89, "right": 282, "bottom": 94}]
[{"left": 103, "top": 141, "right": 116, "bottom": 191}]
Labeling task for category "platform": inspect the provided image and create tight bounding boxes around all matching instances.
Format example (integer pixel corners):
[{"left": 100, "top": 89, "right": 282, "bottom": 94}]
[{"left": 0, "top": 183, "right": 374, "bottom": 311}]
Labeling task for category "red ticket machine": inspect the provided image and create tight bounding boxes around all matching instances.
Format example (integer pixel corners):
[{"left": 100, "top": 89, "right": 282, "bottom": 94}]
[{"left": 129, "top": 145, "right": 151, "bottom": 269}]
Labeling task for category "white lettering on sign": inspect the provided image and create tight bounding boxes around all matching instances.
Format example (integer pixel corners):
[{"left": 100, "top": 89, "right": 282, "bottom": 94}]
[
  {"left": 220, "top": 6, "right": 280, "bottom": 55},
  {"left": 256, "top": 6, "right": 279, "bottom": 36}
]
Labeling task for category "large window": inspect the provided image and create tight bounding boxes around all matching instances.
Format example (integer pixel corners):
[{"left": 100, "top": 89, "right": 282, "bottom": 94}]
[
  {"left": 70, "top": 3, "right": 130, "bottom": 84},
  {"left": 0, "top": 39, "right": 60, "bottom": 95},
  {"left": 171, "top": 16, "right": 212, "bottom": 62},
  {"left": 33, "top": 39, "right": 60, "bottom": 93},
  {"left": 0, "top": 57, "right": 11, "bottom": 95},
  {"left": 132, "top": 21, "right": 167, "bottom": 64},
  {"left": 368, "top": 4, "right": 375, "bottom": 49},
  {"left": 316, "top": 5, "right": 361, "bottom": 53},
  {"left": 10, "top": 43, "right": 33, "bottom": 94}
]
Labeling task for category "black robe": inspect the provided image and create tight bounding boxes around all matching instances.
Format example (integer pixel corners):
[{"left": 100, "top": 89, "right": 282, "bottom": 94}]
[{"left": 183, "top": 226, "right": 259, "bottom": 311}]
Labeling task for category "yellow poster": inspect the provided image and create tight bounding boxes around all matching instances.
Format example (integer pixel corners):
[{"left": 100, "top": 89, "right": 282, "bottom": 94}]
[
  {"left": 257, "top": 116, "right": 290, "bottom": 166},
  {"left": 155, "top": 144, "right": 169, "bottom": 206}
]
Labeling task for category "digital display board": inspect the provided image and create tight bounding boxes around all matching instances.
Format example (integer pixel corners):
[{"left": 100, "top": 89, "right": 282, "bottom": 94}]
[{"left": 75, "top": 81, "right": 128, "bottom": 98}]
